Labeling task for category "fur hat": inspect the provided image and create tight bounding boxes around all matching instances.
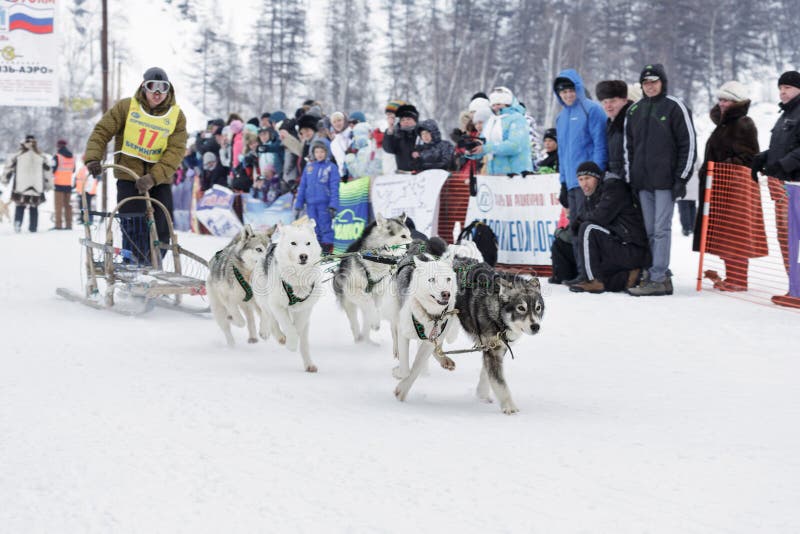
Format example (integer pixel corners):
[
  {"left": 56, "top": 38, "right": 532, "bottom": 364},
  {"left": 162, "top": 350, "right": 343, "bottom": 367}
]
[
  {"left": 716, "top": 81, "right": 749, "bottom": 102},
  {"left": 396, "top": 104, "right": 419, "bottom": 120},
  {"left": 385, "top": 99, "right": 406, "bottom": 114},
  {"left": 778, "top": 71, "right": 800, "bottom": 90},
  {"left": 468, "top": 97, "right": 491, "bottom": 113},
  {"left": 595, "top": 80, "right": 627, "bottom": 101},
  {"left": 297, "top": 113, "right": 319, "bottom": 131},
  {"left": 576, "top": 161, "right": 603, "bottom": 180},
  {"left": 489, "top": 86, "right": 513, "bottom": 106},
  {"left": 472, "top": 107, "right": 493, "bottom": 126},
  {"left": 543, "top": 128, "right": 557, "bottom": 142},
  {"left": 142, "top": 66, "right": 169, "bottom": 82}
]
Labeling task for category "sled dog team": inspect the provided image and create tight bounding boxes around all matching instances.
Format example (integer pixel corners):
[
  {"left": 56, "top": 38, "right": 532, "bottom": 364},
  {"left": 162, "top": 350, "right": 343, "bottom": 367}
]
[{"left": 207, "top": 214, "right": 545, "bottom": 414}]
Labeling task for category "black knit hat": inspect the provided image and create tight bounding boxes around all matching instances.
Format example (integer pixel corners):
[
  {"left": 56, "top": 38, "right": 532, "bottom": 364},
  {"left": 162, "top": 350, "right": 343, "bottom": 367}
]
[
  {"left": 595, "top": 80, "right": 628, "bottom": 101},
  {"left": 396, "top": 104, "right": 419, "bottom": 120},
  {"left": 543, "top": 128, "right": 557, "bottom": 142},
  {"left": 554, "top": 77, "right": 575, "bottom": 93},
  {"left": 576, "top": 161, "right": 603, "bottom": 180},
  {"left": 778, "top": 71, "right": 800, "bottom": 90},
  {"left": 142, "top": 67, "right": 169, "bottom": 82}
]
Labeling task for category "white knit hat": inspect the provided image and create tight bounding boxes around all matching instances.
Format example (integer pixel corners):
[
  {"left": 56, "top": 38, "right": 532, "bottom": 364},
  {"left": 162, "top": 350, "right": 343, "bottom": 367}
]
[
  {"left": 716, "top": 81, "right": 749, "bottom": 102},
  {"left": 468, "top": 97, "right": 490, "bottom": 113},
  {"left": 489, "top": 86, "right": 513, "bottom": 106},
  {"left": 473, "top": 107, "right": 493, "bottom": 126}
]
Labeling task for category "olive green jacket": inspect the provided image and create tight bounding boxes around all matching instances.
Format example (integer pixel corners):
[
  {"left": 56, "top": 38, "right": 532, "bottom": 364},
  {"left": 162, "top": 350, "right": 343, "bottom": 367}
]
[{"left": 84, "top": 87, "right": 188, "bottom": 185}]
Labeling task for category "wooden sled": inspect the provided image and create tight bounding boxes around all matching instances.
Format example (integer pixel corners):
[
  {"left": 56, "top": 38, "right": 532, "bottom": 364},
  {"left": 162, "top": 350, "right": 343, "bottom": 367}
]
[{"left": 56, "top": 164, "right": 210, "bottom": 316}]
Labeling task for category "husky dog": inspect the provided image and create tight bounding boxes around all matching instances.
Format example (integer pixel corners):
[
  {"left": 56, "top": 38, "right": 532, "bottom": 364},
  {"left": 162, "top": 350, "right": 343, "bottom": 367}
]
[
  {"left": 386, "top": 253, "right": 459, "bottom": 401},
  {"left": 252, "top": 219, "right": 323, "bottom": 372},
  {"left": 207, "top": 224, "right": 274, "bottom": 346},
  {"left": 452, "top": 257, "right": 544, "bottom": 414},
  {"left": 332, "top": 213, "right": 413, "bottom": 343}
]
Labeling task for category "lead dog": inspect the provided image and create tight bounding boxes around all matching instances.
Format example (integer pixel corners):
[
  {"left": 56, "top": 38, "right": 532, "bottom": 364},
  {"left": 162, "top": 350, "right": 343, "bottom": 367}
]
[
  {"left": 385, "top": 252, "right": 459, "bottom": 401},
  {"left": 207, "top": 224, "right": 273, "bottom": 346},
  {"left": 252, "top": 219, "right": 323, "bottom": 372},
  {"left": 452, "top": 256, "right": 544, "bottom": 414},
  {"left": 332, "top": 213, "right": 413, "bottom": 344}
]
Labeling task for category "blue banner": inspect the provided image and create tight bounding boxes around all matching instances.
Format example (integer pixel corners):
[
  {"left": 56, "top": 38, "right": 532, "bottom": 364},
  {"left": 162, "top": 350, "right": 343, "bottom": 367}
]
[
  {"left": 243, "top": 191, "right": 295, "bottom": 233},
  {"left": 333, "top": 177, "right": 371, "bottom": 253},
  {"left": 195, "top": 185, "right": 242, "bottom": 237}
]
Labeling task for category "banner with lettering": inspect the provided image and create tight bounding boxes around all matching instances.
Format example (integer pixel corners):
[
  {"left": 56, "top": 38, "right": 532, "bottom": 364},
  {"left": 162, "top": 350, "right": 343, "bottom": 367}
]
[
  {"left": 0, "top": 0, "right": 59, "bottom": 107},
  {"left": 195, "top": 185, "right": 242, "bottom": 237},
  {"left": 464, "top": 173, "right": 562, "bottom": 265},
  {"left": 243, "top": 191, "right": 294, "bottom": 233},
  {"left": 787, "top": 183, "right": 800, "bottom": 297},
  {"left": 333, "top": 177, "right": 370, "bottom": 253},
  {"left": 370, "top": 169, "right": 449, "bottom": 238}
]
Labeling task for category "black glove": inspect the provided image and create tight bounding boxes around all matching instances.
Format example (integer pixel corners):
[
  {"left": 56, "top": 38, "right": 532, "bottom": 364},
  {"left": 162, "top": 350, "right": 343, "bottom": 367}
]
[
  {"left": 750, "top": 151, "right": 767, "bottom": 183},
  {"left": 764, "top": 161, "right": 784, "bottom": 179},
  {"left": 671, "top": 180, "right": 687, "bottom": 201},
  {"left": 559, "top": 182, "right": 569, "bottom": 208},
  {"left": 135, "top": 173, "right": 155, "bottom": 194},
  {"left": 328, "top": 207, "right": 337, "bottom": 219},
  {"left": 86, "top": 160, "right": 102, "bottom": 177},
  {"left": 569, "top": 218, "right": 581, "bottom": 234}
]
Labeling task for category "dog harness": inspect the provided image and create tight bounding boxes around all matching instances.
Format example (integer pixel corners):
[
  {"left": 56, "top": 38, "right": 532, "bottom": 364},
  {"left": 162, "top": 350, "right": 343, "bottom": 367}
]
[
  {"left": 282, "top": 280, "right": 315, "bottom": 306},
  {"left": 359, "top": 260, "right": 386, "bottom": 293},
  {"left": 412, "top": 312, "right": 449, "bottom": 341},
  {"left": 214, "top": 250, "right": 253, "bottom": 302}
]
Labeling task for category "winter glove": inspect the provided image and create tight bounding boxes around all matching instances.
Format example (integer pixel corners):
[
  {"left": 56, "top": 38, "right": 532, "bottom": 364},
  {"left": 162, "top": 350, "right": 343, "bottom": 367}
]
[
  {"left": 764, "top": 161, "right": 784, "bottom": 179},
  {"left": 569, "top": 217, "right": 581, "bottom": 234},
  {"left": 135, "top": 173, "right": 155, "bottom": 194},
  {"left": 750, "top": 151, "right": 767, "bottom": 183},
  {"left": 328, "top": 207, "right": 337, "bottom": 219},
  {"left": 559, "top": 182, "right": 569, "bottom": 208},
  {"left": 86, "top": 160, "right": 102, "bottom": 177},
  {"left": 671, "top": 180, "right": 687, "bottom": 201}
]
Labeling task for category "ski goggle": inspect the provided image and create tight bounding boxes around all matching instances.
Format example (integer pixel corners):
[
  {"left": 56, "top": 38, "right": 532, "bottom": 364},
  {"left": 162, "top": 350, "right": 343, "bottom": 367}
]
[{"left": 143, "top": 80, "right": 170, "bottom": 94}]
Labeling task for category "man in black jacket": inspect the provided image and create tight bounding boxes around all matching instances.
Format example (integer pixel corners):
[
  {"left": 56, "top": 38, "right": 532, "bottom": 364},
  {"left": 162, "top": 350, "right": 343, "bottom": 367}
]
[
  {"left": 569, "top": 162, "right": 650, "bottom": 293},
  {"left": 383, "top": 104, "right": 419, "bottom": 172},
  {"left": 751, "top": 70, "right": 800, "bottom": 308},
  {"left": 596, "top": 80, "right": 633, "bottom": 180},
  {"left": 625, "top": 63, "right": 696, "bottom": 296}
]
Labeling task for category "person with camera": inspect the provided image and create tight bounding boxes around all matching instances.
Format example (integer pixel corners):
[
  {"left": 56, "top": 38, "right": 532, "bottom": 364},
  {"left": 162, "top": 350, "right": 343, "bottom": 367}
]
[{"left": 383, "top": 104, "right": 420, "bottom": 172}]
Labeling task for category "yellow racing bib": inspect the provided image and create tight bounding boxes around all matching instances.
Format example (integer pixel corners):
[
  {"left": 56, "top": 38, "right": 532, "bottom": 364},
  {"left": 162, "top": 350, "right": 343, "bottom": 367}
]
[{"left": 121, "top": 97, "right": 181, "bottom": 163}]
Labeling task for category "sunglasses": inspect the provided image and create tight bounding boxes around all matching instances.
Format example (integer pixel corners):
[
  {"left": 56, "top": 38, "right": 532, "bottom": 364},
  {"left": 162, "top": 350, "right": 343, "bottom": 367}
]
[{"left": 143, "top": 80, "right": 170, "bottom": 93}]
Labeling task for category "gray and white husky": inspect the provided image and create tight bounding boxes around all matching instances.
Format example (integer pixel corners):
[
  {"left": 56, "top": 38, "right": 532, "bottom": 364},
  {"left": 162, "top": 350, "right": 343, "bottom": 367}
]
[
  {"left": 207, "top": 224, "right": 274, "bottom": 346},
  {"left": 332, "top": 213, "right": 413, "bottom": 343},
  {"left": 385, "top": 253, "right": 460, "bottom": 401},
  {"left": 452, "top": 256, "right": 545, "bottom": 414},
  {"left": 252, "top": 219, "right": 324, "bottom": 372}
]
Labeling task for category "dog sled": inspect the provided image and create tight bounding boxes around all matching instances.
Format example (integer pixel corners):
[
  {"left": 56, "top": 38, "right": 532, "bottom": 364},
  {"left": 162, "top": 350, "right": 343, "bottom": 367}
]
[{"left": 56, "top": 164, "right": 210, "bottom": 316}]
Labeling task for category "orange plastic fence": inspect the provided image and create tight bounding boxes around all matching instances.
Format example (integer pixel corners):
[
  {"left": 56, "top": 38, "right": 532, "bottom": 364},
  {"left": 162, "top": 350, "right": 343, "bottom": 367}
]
[
  {"left": 436, "top": 172, "right": 552, "bottom": 277},
  {"left": 697, "top": 162, "right": 799, "bottom": 311}
]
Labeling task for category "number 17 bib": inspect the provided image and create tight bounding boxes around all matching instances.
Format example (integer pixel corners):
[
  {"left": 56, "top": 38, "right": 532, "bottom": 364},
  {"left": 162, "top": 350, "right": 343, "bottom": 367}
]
[{"left": 121, "top": 97, "right": 181, "bottom": 163}]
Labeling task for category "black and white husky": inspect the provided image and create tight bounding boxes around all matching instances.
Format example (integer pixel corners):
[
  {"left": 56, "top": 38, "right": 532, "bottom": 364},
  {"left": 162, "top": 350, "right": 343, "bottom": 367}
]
[
  {"left": 385, "top": 252, "right": 459, "bottom": 401},
  {"left": 252, "top": 219, "right": 324, "bottom": 372},
  {"left": 332, "top": 213, "right": 413, "bottom": 343},
  {"left": 452, "top": 257, "right": 545, "bottom": 414},
  {"left": 207, "top": 224, "right": 273, "bottom": 346}
]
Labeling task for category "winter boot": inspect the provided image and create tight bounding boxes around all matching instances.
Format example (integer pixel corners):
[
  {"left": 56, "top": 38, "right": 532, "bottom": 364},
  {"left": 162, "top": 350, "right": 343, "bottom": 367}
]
[
  {"left": 562, "top": 275, "right": 587, "bottom": 286},
  {"left": 627, "top": 279, "right": 668, "bottom": 297},
  {"left": 625, "top": 268, "right": 642, "bottom": 289},
  {"left": 569, "top": 279, "right": 605, "bottom": 293}
]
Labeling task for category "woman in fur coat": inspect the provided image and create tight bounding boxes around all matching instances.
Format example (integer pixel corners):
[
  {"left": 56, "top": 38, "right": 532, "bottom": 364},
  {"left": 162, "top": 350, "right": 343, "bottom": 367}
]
[{"left": 2, "top": 134, "right": 52, "bottom": 233}]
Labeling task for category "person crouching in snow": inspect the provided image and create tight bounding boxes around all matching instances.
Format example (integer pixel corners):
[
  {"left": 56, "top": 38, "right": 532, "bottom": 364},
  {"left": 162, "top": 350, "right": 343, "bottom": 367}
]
[
  {"left": 294, "top": 138, "right": 340, "bottom": 254},
  {"left": 412, "top": 119, "right": 455, "bottom": 172}
]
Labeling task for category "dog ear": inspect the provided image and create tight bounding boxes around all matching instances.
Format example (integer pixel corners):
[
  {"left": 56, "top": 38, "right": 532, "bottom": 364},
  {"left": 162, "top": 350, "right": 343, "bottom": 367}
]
[
  {"left": 266, "top": 224, "right": 277, "bottom": 239},
  {"left": 529, "top": 277, "right": 541, "bottom": 289},
  {"left": 375, "top": 213, "right": 386, "bottom": 227},
  {"left": 398, "top": 212, "right": 407, "bottom": 224},
  {"left": 242, "top": 224, "right": 255, "bottom": 239},
  {"left": 497, "top": 277, "right": 513, "bottom": 296}
]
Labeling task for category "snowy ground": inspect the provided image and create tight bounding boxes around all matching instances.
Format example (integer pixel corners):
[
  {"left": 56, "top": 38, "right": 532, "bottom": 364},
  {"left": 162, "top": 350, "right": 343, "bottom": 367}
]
[{"left": 0, "top": 203, "right": 798, "bottom": 533}]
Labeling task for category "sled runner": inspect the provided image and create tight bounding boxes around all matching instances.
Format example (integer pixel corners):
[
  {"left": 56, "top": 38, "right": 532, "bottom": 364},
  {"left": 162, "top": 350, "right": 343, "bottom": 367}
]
[{"left": 56, "top": 164, "right": 209, "bottom": 316}]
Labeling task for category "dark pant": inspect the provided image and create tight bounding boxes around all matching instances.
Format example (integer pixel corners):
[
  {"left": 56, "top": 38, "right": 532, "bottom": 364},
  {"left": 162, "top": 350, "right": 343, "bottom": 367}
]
[
  {"left": 116, "top": 181, "right": 173, "bottom": 264},
  {"left": 550, "top": 233, "right": 577, "bottom": 282},
  {"left": 677, "top": 199, "right": 696, "bottom": 233},
  {"left": 567, "top": 188, "right": 587, "bottom": 277},
  {"left": 578, "top": 222, "right": 648, "bottom": 292},
  {"left": 14, "top": 205, "right": 38, "bottom": 232}
]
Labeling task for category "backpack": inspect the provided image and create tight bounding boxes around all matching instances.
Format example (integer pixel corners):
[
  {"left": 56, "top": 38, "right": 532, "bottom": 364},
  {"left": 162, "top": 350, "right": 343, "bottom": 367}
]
[{"left": 457, "top": 220, "right": 498, "bottom": 266}]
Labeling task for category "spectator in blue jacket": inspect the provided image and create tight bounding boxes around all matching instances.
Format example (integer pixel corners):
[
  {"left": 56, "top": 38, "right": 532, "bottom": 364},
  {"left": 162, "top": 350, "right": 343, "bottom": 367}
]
[
  {"left": 468, "top": 86, "right": 532, "bottom": 175},
  {"left": 294, "top": 138, "right": 340, "bottom": 253},
  {"left": 554, "top": 69, "right": 608, "bottom": 283}
]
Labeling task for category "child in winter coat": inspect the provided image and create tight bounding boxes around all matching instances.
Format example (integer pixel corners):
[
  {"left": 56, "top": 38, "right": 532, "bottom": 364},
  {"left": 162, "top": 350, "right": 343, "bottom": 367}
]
[
  {"left": 294, "top": 138, "right": 340, "bottom": 253},
  {"left": 412, "top": 119, "right": 454, "bottom": 172},
  {"left": 344, "top": 122, "right": 382, "bottom": 179}
]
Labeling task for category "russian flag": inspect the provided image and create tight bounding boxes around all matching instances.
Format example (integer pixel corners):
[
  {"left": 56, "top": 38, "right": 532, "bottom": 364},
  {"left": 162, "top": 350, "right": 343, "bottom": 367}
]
[{"left": 8, "top": 5, "right": 54, "bottom": 35}]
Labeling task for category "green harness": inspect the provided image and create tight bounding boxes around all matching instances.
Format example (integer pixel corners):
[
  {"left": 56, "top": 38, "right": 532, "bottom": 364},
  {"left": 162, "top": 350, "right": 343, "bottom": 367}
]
[
  {"left": 215, "top": 250, "right": 253, "bottom": 302},
  {"left": 412, "top": 314, "right": 449, "bottom": 341},
  {"left": 282, "top": 280, "right": 315, "bottom": 306}
]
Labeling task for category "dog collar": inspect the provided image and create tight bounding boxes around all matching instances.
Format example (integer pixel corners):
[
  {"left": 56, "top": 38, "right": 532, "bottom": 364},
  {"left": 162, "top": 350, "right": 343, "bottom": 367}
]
[
  {"left": 282, "top": 280, "right": 314, "bottom": 306},
  {"left": 215, "top": 250, "right": 253, "bottom": 302},
  {"left": 412, "top": 308, "right": 452, "bottom": 341}
]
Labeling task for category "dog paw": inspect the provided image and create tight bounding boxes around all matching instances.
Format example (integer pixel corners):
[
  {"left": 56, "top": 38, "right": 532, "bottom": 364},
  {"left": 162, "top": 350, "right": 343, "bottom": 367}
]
[
  {"left": 258, "top": 328, "right": 269, "bottom": 340},
  {"left": 277, "top": 335, "right": 286, "bottom": 345},
  {"left": 305, "top": 364, "right": 318, "bottom": 373},
  {"left": 501, "top": 401, "right": 519, "bottom": 415},
  {"left": 247, "top": 337, "right": 258, "bottom": 344},
  {"left": 392, "top": 366, "right": 409, "bottom": 380},
  {"left": 353, "top": 333, "right": 364, "bottom": 343},
  {"left": 394, "top": 384, "right": 409, "bottom": 401},
  {"left": 439, "top": 356, "right": 456, "bottom": 371}
]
